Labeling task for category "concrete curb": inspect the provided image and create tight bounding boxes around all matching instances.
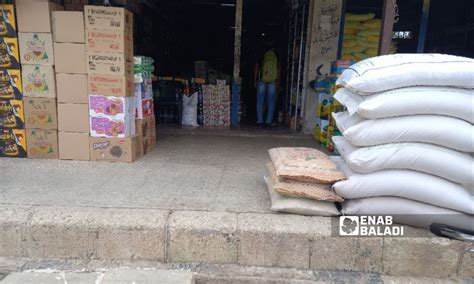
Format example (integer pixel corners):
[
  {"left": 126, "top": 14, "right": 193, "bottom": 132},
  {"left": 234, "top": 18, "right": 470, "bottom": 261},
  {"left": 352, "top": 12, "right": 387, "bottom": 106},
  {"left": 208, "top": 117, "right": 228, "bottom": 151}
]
[{"left": 0, "top": 205, "right": 472, "bottom": 278}]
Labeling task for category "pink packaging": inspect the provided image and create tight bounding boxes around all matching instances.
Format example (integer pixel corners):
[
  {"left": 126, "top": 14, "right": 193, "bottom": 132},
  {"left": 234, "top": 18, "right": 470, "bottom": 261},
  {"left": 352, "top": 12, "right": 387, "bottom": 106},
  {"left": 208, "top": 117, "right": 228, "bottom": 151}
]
[
  {"left": 136, "top": 97, "right": 154, "bottom": 119},
  {"left": 90, "top": 116, "right": 135, "bottom": 138},
  {"left": 89, "top": 95, "right": 135, "bottom": 118}
]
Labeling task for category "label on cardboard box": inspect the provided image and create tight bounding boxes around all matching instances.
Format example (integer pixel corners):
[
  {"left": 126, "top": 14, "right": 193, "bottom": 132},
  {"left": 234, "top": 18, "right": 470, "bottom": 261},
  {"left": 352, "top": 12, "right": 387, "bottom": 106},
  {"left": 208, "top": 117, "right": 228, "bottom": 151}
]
[
  {"left": 0, "top": 69, "right": 22, "bottom": 100},
  {"left": 86, "top": 29, "right": 132, "bottom": 57},
  {"left": 0, "top": 128, "right": 27, "bottom": 158},
  {"left": 89, "top": 135, "right": 139, "bottom": 163},
  {"left": 87, "top": 51, "right": 132, "bottom": 75},
  {"left": 90, "top": 116, "right": 135, "bottom": 138},
  {"left": 0, "top": 37, "right": 19, "bottom": 69},
  {"left": 19, "top": 33, "right": 54, "bottom": 66},
  {"left": 0, "top": 5, "right": 17, "bottom": 37},
  {"left": 23, "top": 97, "right": 57, "bottom": 129},
  {"left": 89, "top": 95, "right": 134, "bottom": 119},
  {"left": 0, "top": 99, "right": 25, "bottom": 129},
  {"left": 84, "top": 5, "right": 133, "bottom": 32},
  {"left": 26, "top": 129, "right": 58, "bottom": 159},
  {"left": 22, "top": 65, "right": 56, "bottom": 98},
  {"left": 88, "top": 74, "right": 133, "bottom": 97}
]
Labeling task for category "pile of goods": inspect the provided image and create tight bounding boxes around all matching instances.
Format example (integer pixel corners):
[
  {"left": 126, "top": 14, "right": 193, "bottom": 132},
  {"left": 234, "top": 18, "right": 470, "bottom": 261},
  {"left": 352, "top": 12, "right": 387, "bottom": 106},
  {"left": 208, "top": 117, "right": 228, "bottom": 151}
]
[
  {"left": 342, "top": 13, "right": 397, "bottom": 61},
  {"left": 312, "top": 60, "right": 354, "bottom": 153},
  {"left": 265, "top": 147, "right": 346, "bottom": 216},
  {"left": 202, "top": 79, "right": 231, "bottom": 127},
  {"left": 0, "top": 4, "right": 26, "bottom": 158},
  {"left": 332, "top": 54, "right": 474, "bottom": 230}
]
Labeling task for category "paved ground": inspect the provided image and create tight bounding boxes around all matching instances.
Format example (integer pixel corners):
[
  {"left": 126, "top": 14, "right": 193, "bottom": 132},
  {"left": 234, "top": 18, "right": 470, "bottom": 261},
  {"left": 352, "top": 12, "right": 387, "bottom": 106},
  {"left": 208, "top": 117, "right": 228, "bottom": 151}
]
[{"left": 0, "top": 128, "right": 317, "bottom": 213}]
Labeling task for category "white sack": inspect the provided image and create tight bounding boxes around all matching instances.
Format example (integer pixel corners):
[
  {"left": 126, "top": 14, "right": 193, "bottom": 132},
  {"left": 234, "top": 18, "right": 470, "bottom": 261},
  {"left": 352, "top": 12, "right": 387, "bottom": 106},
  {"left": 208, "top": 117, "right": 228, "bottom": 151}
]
[
  {"left": 337, "top": 54, "right": 474, "bottom": 94},
  {"left": 333, "top": 112, "right": 474, "bottom": 152},
  {"left": 332, "top": 156, "right": 473, "bottom": 214},
  {"left": 264, "top": 176, "right": 339, "bottom": 217},
  {"left": 333, "top": 136, "right": 474, "bottom": 187},
  {"left": 182, "top": 92, "right": 199, "bottom": 126},
  {"left": 341, "top": 197, "right": 474, "bottom": 231},
  {"left": 334, "top": 87, "right": 474, "bottom": 123}
]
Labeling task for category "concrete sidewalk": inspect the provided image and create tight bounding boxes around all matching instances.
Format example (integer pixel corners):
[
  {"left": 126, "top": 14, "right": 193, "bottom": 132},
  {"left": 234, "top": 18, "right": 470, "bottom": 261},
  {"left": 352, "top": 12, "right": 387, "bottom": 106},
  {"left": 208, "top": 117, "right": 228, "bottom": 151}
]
[{"left": 1, "top": 130, "right": 315, "bottom": 213}]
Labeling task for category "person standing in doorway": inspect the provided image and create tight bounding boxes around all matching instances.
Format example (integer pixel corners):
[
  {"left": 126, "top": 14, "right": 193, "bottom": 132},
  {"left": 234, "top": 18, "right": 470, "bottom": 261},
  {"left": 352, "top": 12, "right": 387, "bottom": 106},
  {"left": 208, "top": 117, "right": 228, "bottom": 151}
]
[{"left": 255, "top": 44, "right": 279, "bottom": 129}]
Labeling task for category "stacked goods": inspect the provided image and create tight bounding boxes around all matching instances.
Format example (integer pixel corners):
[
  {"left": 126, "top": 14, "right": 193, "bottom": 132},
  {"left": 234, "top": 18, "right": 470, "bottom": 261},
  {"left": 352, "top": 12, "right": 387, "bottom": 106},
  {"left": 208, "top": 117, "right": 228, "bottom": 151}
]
[
  {"left": 332, "top": 54, "right": 474, "bottom": 231},
  {"left": 52, "top": 11, "right": 90, "bottom": 161},
  {"left": 202, "top": 80, "right": 230, "bottom": 127},
  {"left": 265, "top": 148, "right": 345, "bottom": 216},
  {"left": 18, "top": 2, "right": 63, "bottom": 159},
  {"left": 342, "top": 13, "right": 397, "bottom": 62},
  {"left": 0, "top": 4, "right": 27, "bottom": 158},
  {"left": 134, "top": 56, "right": 156, "bottom": 155},
  {"left": 85, "top": 5, "right": 139, "bottom": 163},
  {"left": 313, "top": 60, "right": 354, "bottom": 152}
]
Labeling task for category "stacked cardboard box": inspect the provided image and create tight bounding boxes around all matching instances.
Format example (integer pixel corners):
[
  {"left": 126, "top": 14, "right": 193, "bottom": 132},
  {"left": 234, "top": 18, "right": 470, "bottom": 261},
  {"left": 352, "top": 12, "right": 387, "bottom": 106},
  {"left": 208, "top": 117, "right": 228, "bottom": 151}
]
[
  {"left": 52, "top": 11, "right": 90, "bottom": 161},
  {"left": 85, "top": 5, "right": 139, "bottom": 163},
  {"left": 134, "top": 56, "right": 156, "bottom": 155},
  {"left": 202, "top": 80, "right": 231, "bottom": 127},
  {"left": 0, "top": 4, "right": 27, "bottom": 158},
  {"left": 17, "top": 1, "right": 63, "bottom": 159}
]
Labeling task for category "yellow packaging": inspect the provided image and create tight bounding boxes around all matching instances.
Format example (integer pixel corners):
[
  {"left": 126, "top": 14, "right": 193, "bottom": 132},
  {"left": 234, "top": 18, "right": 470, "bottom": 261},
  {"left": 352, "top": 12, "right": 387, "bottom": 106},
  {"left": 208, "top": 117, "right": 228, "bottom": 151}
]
[
  {"left": 0, "top": 69, "right": 22, "bottom": 100},
  {"left": 0, "top": 99, "right": 25, "bottom": 129},
  {"left": 0, "top": 4, "right": 17, "bottom": 37},
  {"left": 0, "top": 37, "right": 19, "bottom": 69}
]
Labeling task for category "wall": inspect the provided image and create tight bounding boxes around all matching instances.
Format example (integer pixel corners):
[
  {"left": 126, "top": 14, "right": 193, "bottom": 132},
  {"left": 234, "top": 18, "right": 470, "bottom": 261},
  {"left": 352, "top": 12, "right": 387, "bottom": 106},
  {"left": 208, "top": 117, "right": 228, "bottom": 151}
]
[{"left": 302, "top": 0, "right": 342, "bottom": 134}]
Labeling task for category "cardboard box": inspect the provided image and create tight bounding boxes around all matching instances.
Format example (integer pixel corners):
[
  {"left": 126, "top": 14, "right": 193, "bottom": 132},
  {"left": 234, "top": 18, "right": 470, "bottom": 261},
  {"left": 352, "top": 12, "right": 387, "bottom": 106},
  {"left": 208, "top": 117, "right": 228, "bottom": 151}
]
[
  {"left": 87, "top": 51, "right": 133, "bottom": 75},
  {"left": 26, "top": 129, "right": 58, "bottom": 159},
  {"left": 89, "top": 95, "right": 135, "bottom": 119},
  {"left": 89, "top": 135, "right": 139, "bottom": 163},
  {"left": 136, "top": 116, "right": 156, "bottom": 155},
  {"left": 0, "top": 99, "right": 25, "bottom": 129},
  {"left": 88, "top": 73, "right": 133, "bottom": 97},
  {"left": 90, "top": 116, "right": 135, "bottom": 138},
  {"left": 0, "top": 37, "right": 20, "bottom": 69},
  {"left": 23, "top": 97, "right": 57, "bottom": 129},
  {"left": 58, "top": 131, "right": 90, "bottom": 161},
  {"left": 18, "top": 33, "right": 54, "bottom": 66},
  {"left": 85, "top": 29, "right": 132, "bottom": 58},
  {"left": 52, "top": 11, "right": 85, "bottom": 43},
  {"left": 0, "top": 4, "right": 17, "bottom": 37},
  {"left": 58, "top": 103, "right": 89, "bottom": 132},
  {"left": 16, "top": 2, "right": 63, "bottom": 33},
  {"left": 136, "top": 97, "right": 154, "bottom": 119},
  {"left": 21, "top": 65, "right": 56, "bottom": 98},
  {"left": 84, "top": 6, "right": 133, "bottom": 32},
  {"left": 0, "top": 69, "right": 23, "bottom": 100},
  {"left": 56, "top": 74, "right": 88, "bottom": 104},
  {"left": 0, "top": 128, "right": 27, "bottom": 158},
  {"left": 54, "top": 43, "right": 86, "bottom": 73}
]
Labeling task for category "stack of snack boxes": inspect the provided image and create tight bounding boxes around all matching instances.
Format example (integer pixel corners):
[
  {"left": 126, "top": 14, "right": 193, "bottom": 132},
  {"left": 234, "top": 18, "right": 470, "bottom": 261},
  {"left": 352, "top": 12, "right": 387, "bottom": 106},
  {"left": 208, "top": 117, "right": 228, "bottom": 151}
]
[
  {"left": 84, "top": 5, "right": 139, "bottom": 163},
  {"left": 134, "top": 56, "right": 156, "bottom": 156},
  {"left": 17, "top": 1, "right": 63, "bottom": 159},
  {"left": 52, "top": 11, "right": 90, "bottom": 161},
  {"left": 313, "top": 60, "right": 354, "bottom": 153},
  {"left": 0, "top": 4, "right": 26, "bottom": 158}
]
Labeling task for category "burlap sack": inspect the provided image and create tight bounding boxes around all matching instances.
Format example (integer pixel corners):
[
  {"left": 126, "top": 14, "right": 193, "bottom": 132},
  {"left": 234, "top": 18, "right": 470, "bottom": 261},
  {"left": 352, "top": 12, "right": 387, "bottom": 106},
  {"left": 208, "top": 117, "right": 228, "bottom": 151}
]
[
  {"left": 267, "top": 163, "right": 344, "bottom": 202},
  {"left": 268, "top": 147, "right": 346, "bottom": 183}
]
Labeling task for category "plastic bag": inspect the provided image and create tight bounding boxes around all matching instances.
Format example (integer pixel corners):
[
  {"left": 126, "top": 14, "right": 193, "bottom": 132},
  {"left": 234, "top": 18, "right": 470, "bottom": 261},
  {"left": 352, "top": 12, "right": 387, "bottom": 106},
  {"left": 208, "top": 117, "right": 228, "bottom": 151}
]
[{"left": 181, "top": 92, "right": 199, "bottom": 126}]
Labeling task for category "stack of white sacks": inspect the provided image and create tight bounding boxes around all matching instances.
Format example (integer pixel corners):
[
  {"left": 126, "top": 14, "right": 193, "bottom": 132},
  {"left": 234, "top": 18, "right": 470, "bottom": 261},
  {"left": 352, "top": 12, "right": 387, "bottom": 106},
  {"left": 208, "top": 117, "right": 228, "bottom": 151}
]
[{"left": 331, "top": 54, "right": 474, "bottom": 231}]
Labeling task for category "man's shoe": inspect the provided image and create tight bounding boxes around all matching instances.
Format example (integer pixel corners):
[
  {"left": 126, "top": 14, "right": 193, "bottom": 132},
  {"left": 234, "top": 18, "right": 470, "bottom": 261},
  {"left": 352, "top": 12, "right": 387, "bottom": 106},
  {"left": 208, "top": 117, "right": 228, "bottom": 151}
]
[{"left": 257, "top": 123, "right": 264, "bottom": 129}]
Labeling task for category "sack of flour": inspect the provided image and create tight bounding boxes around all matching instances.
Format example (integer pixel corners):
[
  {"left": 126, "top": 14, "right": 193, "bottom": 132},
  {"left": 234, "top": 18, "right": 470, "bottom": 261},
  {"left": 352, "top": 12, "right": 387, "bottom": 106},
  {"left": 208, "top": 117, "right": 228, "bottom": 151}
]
[
  {"left": 264, "top": 176, "right": 340, "bottom": 216},
  {"left": 266, "top": 163, "right": 344, "bottom": 202},
  {"left": 181, "top": 92, "right": 199, "bottom": 126},
  {"left": 333, "top": 136, "right": 474, "bottom": 186},
  {"left": 268, "top": 147, "right": 346, "bottom": 183},
  {"left": 341, "top": 197, "right": 474, "bottom": 231},
  {"left": 337, "top": 54, "right": 474, "bottom": 94},
  {"left": 334, "top": 87, "right": 474, "bottom": 123},
  {"left": 332, "top": 157, "right": 473, "bottom": 214},
  {"left": 333, "top": 112, "right": 474, "bottom": 152}
]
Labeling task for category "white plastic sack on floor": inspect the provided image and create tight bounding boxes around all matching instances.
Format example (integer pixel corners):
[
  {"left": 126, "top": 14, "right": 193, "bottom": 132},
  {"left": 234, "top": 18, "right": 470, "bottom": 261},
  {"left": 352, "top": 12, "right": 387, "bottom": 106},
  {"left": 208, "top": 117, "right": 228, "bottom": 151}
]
[
  {"left": 334, "top": 87, "right": 474, "bottom": 123},
  {"left": 333, "top": 112, "right": 474, "bottom": 152},
  {"left": 182, "top": 92, "right": 199, "bottom": 126},
  {"left": 331, "top": 156, "right": 473, "bottom": 214},
  {"left": 264, "top": 176, "right": 340, "bottom": 217},
  {"left": 336, "top": 54, "right": 474, "bottom": 94},
  {"left": 332, "top": 136, "right": 474, "bottom": 186},
  {"left": 341, "top": 197, "right": 474, "bottom": 231}
]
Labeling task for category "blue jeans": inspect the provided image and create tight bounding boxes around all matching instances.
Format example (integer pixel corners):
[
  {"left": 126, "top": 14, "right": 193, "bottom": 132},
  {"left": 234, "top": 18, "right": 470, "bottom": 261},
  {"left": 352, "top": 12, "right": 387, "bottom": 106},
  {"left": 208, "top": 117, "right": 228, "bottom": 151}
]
[{"left": 256, "top": 81, "right": 276, "bottom": 124}]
